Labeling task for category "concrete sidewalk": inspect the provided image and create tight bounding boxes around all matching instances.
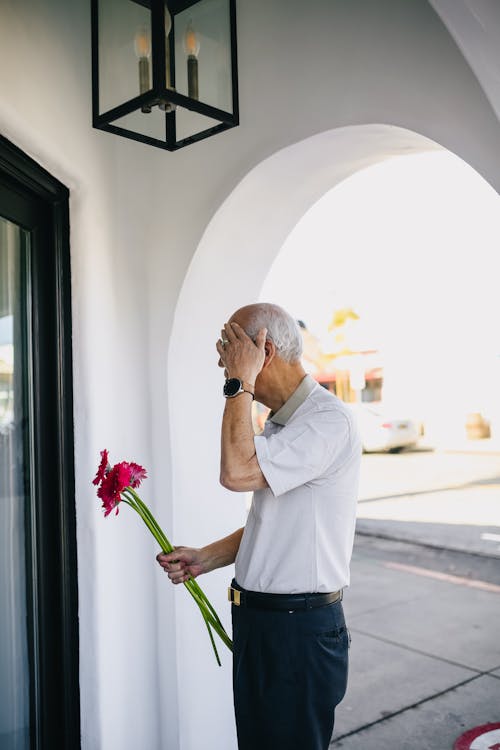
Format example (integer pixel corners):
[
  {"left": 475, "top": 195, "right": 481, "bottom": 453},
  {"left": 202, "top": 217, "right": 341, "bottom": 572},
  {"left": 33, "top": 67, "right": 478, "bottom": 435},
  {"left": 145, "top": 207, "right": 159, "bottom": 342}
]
[
  {"left": 356, "top": 448, "right": 500, "bottom": 558},
  {"left": 356, "top": 517, "right": 500, "bottom": 559},
  {"left": 438, "top": 437, "right": 500, "bottom": 456},
  {"left": 330, "top": 535, "right": 500, "bottom": 749}
]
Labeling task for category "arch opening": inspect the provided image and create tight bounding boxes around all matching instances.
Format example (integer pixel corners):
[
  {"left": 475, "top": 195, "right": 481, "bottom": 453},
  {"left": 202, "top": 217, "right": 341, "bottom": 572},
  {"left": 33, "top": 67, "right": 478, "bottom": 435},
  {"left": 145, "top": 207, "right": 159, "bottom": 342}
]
[
  {"left": 261, "top": 146, "right": 500, "bottom": 543},
  {"left": 167, "top": 123, "right": 499, "bottom": 747}
]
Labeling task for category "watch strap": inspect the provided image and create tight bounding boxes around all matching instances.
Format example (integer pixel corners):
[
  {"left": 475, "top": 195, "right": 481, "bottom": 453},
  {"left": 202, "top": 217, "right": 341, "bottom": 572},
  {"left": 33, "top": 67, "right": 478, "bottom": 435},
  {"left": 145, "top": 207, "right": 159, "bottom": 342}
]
[
  {"left": 223, "top": 378, "right": 255, "bottom": 399},
  {"left": 241, "top": 381, "right": 255, "bottom": 398}
]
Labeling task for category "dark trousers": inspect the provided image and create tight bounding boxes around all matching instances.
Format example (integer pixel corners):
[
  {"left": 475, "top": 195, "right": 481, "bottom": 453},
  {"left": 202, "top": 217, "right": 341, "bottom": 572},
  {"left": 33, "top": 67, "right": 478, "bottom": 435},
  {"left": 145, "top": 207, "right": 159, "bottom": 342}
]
[{"left": 232, "top": 594, "right": 349, "bottom": 750}]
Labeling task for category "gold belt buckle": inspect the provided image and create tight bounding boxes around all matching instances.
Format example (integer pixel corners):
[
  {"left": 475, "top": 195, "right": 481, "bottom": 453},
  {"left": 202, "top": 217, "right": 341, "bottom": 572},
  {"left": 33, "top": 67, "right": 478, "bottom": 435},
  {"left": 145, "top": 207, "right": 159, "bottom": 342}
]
[{"left": 228, "top": 586, "right": 241, "bottom": 606}]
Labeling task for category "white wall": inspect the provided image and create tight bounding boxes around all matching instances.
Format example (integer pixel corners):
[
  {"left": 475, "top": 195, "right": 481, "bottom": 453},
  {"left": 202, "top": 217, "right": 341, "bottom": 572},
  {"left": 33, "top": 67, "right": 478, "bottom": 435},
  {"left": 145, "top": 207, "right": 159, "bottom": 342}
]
[
  {"left": 430, "top": 0, "right": 500, "bottom": 121},
  {"left": 0, "top": 2, "right": 180, "bottom": 748},
  {"left": 1, "top": 1, "right": 499, "bottom": 749}
]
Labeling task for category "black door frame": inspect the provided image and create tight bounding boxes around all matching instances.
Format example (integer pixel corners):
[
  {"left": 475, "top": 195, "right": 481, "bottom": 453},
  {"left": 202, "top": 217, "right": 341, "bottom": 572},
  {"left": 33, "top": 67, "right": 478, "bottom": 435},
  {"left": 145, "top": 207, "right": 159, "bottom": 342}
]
[{"left": 0, "top": 135, "right": 80, "bottom": 749}]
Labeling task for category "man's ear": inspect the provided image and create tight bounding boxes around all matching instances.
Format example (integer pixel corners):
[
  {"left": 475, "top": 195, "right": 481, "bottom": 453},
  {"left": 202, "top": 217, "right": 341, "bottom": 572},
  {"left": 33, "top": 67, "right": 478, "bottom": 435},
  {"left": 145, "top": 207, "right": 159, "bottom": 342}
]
[{"left": 262, "top": 340, "right": 276, "bottom": 368}]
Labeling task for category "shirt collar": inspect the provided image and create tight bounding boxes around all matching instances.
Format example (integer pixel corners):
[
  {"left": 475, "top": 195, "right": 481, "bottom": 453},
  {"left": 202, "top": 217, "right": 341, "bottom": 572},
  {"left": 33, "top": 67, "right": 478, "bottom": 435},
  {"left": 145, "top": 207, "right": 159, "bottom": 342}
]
[{"left": 269, "top": 374, "right": 317, "bottom": 426}]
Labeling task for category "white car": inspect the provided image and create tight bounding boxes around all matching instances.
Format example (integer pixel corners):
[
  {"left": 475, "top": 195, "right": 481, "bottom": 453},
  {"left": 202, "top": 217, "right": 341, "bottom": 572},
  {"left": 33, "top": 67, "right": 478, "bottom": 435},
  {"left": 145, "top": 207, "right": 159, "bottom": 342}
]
[{"left": 347, "top": 403, "right": 420, "bottom": 453}]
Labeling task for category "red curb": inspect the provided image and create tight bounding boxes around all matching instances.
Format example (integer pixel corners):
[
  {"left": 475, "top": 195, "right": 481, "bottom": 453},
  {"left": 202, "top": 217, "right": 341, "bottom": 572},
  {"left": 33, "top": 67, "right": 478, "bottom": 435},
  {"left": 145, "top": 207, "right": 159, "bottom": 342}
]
[{"left": 454, "top": 723, "right": 500, "bottom": 750}]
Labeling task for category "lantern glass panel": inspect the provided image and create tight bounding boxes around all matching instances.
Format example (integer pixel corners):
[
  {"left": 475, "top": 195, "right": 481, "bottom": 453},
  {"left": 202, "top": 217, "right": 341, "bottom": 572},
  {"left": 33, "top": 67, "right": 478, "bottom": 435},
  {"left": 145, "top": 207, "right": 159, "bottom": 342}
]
[
  {"left": 98, "top": 0, "right": 153, "bottom": 114},
  {"left": 113, "top": 107, "right": 167, "bottom": 140},
  {"left": 174, "top": 0, "right": 232, "bottom": 114},
  {"left": 175, "top": 107, "right": 221, "bottom": 142}
]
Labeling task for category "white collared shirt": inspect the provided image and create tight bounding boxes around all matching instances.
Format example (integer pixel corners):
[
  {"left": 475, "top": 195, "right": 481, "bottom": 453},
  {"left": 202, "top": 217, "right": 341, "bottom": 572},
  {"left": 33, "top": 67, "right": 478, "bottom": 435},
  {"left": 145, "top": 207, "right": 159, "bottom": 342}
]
[{"left": 234, "top": 375, "right": 362, "bottom": 594}]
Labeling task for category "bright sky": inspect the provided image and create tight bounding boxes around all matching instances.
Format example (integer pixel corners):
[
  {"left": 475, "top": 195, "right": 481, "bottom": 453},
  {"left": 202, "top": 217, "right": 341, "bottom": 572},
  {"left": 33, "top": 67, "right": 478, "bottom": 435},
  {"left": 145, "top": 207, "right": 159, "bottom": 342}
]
[{"left": 260, "top": 150, "right": 500, "bottom": 432}]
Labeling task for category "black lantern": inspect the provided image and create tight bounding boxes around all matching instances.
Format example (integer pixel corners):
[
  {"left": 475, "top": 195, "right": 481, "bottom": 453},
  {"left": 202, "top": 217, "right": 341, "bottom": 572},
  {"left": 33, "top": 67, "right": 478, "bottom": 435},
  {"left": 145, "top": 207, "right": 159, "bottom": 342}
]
[{"left": 91, "top": 0, "right": 238, "bottom": 150}]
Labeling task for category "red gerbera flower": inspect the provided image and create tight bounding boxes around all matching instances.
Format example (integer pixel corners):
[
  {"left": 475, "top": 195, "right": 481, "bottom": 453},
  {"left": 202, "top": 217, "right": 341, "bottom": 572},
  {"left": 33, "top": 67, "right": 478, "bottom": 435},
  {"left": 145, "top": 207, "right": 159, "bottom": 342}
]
[
  {"left": 97, "top": 461, "right": 133, "bottom": 516},
  {"left": 128, "top": 462, "right": 147, "bottom": 488},
  {"left": 91, "top": 449, "right": 232, "bottom": 665},
  {"left": 93, "top": 449, "right": 110, "bottom": 486}
]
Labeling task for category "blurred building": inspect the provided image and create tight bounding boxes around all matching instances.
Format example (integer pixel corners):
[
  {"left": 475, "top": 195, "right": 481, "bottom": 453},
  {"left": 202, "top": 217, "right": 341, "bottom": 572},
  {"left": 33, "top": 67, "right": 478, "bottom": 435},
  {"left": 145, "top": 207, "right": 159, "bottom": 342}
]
[{"left": 300, "top": 315, "right": 384, "bottom": 404}]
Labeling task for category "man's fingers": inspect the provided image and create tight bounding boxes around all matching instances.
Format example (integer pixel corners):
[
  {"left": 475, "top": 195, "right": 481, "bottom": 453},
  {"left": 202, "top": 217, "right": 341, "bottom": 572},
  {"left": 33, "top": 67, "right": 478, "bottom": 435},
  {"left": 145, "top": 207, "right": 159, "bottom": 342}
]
[
  {"left": 156, "top": 550, "right": 190, "bottom": 574},
  {"left": 223, "top": 323, "right": 237, "bottom": 342},
  {"left": 228, "top": 321, "right": 245, "bottom": 339},
  {"left": 255, "top": 327, "right": 267, "bottom": 349},
  {"left": 169, "top": 569, "right": 189, "bottom": 584},
  {"left": 216, "top": 339, "right": 226, "bottom": 359},
  {"left": 156, "top": 546, "right": 198, "bottom": 586},
  {"left": 157, "top": 549, "right": 186, "bottom": 565},
  {"left": 170, "top": 572, "right": 190, "bottom": 585},
  {"left": 230, "top": 321, "right": 253, "bottom": 342},
  {"left": 162, "top": 560, "right": 184, "bottom": 572}
]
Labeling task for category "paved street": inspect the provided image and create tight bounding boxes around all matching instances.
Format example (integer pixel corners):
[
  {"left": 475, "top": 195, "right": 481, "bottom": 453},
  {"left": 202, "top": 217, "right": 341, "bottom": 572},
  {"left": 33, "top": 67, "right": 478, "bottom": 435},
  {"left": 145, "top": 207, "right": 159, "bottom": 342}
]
[
  {"left": 331, "top": 535, "right": 500, "bottom": 749},
  {"left": 330, "top": 447, "right": 500, "bottom": 749},
  {"left": 357, "top": 448, "right": 500, "bottom": 557}
]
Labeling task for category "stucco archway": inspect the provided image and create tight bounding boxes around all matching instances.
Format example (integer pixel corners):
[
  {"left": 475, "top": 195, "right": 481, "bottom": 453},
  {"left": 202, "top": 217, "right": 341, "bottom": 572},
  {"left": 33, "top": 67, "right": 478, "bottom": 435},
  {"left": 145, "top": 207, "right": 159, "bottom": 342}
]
[{"left": 167, "top": 122, "right": 465, "bottom": 747}]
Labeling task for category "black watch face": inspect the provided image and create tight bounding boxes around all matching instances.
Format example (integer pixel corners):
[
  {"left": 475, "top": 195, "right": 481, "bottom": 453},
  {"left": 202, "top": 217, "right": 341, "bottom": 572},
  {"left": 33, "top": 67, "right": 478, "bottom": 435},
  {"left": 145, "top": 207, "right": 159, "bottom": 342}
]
[{"left": 223, "top": 378, "right": 241, "bottom": 397}]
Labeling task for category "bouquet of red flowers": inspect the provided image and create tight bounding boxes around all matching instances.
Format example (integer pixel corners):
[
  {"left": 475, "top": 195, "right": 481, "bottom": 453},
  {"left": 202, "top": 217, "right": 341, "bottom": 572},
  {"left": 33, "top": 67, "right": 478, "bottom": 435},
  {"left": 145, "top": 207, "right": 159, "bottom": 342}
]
[{"left": 93, "top": 450, "right": 232, "bottom": 665}]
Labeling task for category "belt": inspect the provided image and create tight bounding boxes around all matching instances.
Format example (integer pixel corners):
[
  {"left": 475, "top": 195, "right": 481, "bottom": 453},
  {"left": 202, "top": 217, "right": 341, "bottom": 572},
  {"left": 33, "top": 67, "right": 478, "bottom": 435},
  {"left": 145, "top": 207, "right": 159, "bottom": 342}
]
[{"left": 228, "top": 583, "right": 342, "bottom": 611}]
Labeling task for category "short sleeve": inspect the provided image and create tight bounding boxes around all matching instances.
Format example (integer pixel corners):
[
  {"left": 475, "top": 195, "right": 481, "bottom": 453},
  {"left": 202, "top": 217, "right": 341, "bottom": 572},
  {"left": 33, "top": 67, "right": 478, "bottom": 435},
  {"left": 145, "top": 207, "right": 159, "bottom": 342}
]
[{"left": 254, "top": 411, "right": 352, "bottom": 497}]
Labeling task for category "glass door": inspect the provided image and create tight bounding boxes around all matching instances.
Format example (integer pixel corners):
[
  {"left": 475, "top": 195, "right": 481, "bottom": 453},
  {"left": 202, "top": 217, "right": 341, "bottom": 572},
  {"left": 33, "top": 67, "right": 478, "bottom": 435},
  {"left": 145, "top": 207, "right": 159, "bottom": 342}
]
[
  {"left": 0, "top": 217, "right": 32, "bottom": 750},
  {"left": 0, "top": 136, "right": 79, "bottom": 749}
]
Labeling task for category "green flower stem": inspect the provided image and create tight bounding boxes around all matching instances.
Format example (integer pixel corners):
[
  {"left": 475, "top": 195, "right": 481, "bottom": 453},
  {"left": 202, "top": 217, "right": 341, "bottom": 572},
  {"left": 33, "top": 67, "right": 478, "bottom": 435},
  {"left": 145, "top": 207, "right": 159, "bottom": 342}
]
[
  {"left": 121, "top": 487, "right": 233, "bottom": 661},
  {"left": 187, "top": 588, "right": 222, "bottom": 664},
  {"left": 187, "top": 585, "right": 233, "bottom": 651},
  {"left": 185, "top": 578, "right": 225, "bottom": 631},
  {"left": 181, "top": 566, "right": 229, "bottom": 637},
  {"left": 128, "top": 489, "right": 228, "bottom": 635},
  {"left": 186, "top": 585, "right": 219, "bottom": 628},
  {"left": 126, "top": 489, "right": 173, "bottom": 552},
  {"left": 204, "top": 619, "right": 221, "bottom": 667},
  {"left": 186, "top": 583, "right": 226, "bottom": 635},
  {"left": 183, "top": 585, "right": 231, "bottom": 657},
  {"left": 125, "top": 489, "right": 167, "bottom": 546},
  {"left": 125, "top": 494, "right": 173, "bottom": 560},
  {"left": 122, "top": 496, "right": 165, "bottom": 549},
  {"left": 123, "top": 495, "right": 225, "bottom": 658},
  {"left": 125, "top": 489, "right": 228, "bottom": 633}
]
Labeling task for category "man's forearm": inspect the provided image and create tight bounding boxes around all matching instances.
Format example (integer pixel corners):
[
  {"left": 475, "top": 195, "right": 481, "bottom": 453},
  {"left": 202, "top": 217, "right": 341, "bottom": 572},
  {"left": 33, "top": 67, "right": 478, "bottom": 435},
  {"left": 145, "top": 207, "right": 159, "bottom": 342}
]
[
  {"left": 220, "top": 393, "right": 256, "bottom": 476},
  {"left": 200, "top": 527, "right": 244, "bottom": 573},
  {"left": 220, "top": 395, "right": 268, "bottom": 490}
]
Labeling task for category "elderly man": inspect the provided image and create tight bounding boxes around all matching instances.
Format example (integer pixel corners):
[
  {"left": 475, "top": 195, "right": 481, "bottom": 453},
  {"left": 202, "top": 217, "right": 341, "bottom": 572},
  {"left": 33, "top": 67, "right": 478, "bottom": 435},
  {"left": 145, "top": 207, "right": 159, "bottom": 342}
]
[{"left": 157, "top": 303, "right": 361, "bottom": 750}]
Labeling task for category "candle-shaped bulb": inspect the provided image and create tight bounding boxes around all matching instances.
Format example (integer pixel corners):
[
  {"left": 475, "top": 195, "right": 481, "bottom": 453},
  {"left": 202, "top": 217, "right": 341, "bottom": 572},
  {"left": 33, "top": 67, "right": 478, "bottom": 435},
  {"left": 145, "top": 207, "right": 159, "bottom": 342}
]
[
  {"left": 184, "top": 20, "right": 200, "bottom": 99},
  {"left": 183, "top": 19, "right": 200, "bottom": 57},
  {"left": 134, "top": 26, "right": 151, "bottom": 59},
  {"left": 134, "top": 26, "right": 151, "bottom": 112}
]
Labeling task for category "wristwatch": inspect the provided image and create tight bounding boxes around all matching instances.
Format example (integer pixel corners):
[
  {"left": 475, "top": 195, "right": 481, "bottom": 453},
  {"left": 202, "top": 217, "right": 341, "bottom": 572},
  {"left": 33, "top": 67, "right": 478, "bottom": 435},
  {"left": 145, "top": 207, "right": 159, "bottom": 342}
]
[{"left": 223, "top": 378, "right": 255, "bottom": 399}]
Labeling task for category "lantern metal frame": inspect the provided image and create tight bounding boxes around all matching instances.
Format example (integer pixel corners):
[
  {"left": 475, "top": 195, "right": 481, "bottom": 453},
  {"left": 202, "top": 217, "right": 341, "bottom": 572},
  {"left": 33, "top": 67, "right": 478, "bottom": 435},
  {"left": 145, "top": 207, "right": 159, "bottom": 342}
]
[{"left": 91, "top": 0, "right": 239, "bottom": 150}]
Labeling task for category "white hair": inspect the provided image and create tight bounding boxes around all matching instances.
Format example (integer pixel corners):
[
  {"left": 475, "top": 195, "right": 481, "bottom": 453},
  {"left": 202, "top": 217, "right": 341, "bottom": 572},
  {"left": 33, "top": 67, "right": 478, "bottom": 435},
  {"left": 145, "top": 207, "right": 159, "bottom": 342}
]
[{"left": 244, "top": 303, "right": 303, "bottom": 363}]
